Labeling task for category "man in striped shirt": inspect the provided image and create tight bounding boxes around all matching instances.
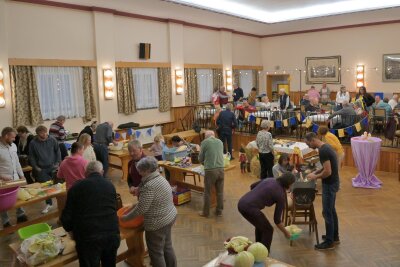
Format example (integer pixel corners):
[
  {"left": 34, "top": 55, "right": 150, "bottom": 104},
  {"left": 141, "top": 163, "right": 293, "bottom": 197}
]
[{"left": 49, "top": 115, "right": 68, "bottom": 160}]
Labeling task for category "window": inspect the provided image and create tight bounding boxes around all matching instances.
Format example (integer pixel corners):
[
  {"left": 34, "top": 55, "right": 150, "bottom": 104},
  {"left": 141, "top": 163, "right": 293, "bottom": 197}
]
[
  {"left": 197, "top": 69, "right": 213, "bottom": 103},
  {"left": 239, "top": 70, "right": 253, "bottom": 97},
  {"left": 132, "top": 68, "right": 159, "bottom": 109},
  {"left": 34, "top": 67, "right": 85, "bottom": 120}
]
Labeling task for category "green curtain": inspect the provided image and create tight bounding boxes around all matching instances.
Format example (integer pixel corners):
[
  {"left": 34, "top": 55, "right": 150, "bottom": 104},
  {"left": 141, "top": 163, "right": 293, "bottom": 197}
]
[
  {"left": 158, "top": 67, "right": 172, "bottom": 112},
  {"left": 82, "top": 67, "right": 97, "bottom": 122},
  {"left": 116, "top": 67, "right": 136, "bottom": 115},
  {"left": 184, "top": 68, "right": 199, "bottom": 106}
]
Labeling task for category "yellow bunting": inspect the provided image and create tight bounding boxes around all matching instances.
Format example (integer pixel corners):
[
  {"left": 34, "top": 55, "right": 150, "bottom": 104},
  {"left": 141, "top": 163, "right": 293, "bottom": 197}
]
[
  {"left": 355, "top": 123, "right": 361, "bottom": 132},
  {"left": 270, "top": 121, "right": 274, "bottom": 128},
  {"left": 338, "top": 129, "right": 345, "bottom": 137},
  {"left": 283, "top": 119, "right": 288, "bottom": 127},
  {"left": 296, "top": 113, "right": 301, "bottom": 121},
  {"left": 293, "top": 146, "right": 301, "bottom": 156},
  {"left": 245, "top": 111, "right": 249, "bottom": 119},
  {"left": 256, "top": 118, "right": 261, "bottom": 125},
  {"left": 305, "top": 119, "right": 312, "bottom": 128}
]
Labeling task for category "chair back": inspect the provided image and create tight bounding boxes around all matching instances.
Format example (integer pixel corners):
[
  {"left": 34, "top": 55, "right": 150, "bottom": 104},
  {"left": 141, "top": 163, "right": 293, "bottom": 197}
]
[
  {"left": 292, "top": 181, "right": 316, "bottom": 205},
  {"left": 374, "top": 108, "right": 386, "bottom": 117}
]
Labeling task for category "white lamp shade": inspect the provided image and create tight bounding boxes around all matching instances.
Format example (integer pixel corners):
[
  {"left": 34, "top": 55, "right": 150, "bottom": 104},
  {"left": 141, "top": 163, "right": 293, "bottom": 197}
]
[
  {"left": 227, "top": 85, "right": 233, "bottom": 91},
  {"left": 356, "top": 81, "right": 364, "bottom": 87},
  {"left": 176, "top": 78, "right": 183, "bottom": 86},
  {"left": 356, "top": 73, "right": 364, "bottom": 79},
  {"left": 105, "top": 90, "right": 114, "bottom": 99},
  {"left": 226, "top": 70, "right": 232, "bottom": 76},
  {"left": 104, "top": 69, "right": 113, "bottom": 79},
  {"left": 0, "top": 85, "right": 4, "bottom": 94},
  {"left": 105, "top": 80, "right": 114, "bottom": 89},
  {"left": 0, "top": 70, "right": 3, "bottom": 80},
  {"left": 227, "top": 77, "right": 232, "bottom": 83},
  {"left": 356, "top": 66, "right": 364, "bottom": 72},
  {"left": 175, "top": 70, "right": 183, "bottom": 76},
  {"left": 0, "top": 97, "right": 5, "bottom": 107},
  {"left": 176, "top": 87, "right": 184, "bottom": 94}
]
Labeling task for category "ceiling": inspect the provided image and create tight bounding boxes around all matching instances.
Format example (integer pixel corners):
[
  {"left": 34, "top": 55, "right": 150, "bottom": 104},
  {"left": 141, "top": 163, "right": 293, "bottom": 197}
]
[{"left": 46, "top": 0, "right": 400, "bottom": 35}]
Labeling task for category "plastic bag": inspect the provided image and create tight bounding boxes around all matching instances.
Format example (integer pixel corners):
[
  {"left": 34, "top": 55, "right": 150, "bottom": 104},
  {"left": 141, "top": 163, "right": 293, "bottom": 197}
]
[
  {"left": 20, "top": 233, "right": 63, "bottom": 266},
  {"left": 223, "top": 153, "right": 231, "bottom": 167}
]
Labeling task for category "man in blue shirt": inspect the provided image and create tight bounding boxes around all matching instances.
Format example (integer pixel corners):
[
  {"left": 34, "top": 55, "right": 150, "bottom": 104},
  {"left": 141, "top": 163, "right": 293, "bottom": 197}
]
[
  {"left": 233, "top": 84, "right": 244, "bottom": 103},
  {"left": 216, "top": 103, "right": 237, "bottom": 160}
]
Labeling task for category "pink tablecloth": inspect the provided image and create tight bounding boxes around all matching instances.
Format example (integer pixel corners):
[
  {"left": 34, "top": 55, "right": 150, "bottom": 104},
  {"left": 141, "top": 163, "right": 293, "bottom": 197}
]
[{"left": 351, "top": 137, "right": 382, "bottom": 189}]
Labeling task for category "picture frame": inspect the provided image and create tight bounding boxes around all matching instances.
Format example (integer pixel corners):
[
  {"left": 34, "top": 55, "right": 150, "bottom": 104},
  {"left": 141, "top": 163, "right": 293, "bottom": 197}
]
[
  {"left": 305, "top": 56, "right": 341, "bottom": 84},
  {"left": 383, "top": 53, "right": 400, "bottom": 82}
]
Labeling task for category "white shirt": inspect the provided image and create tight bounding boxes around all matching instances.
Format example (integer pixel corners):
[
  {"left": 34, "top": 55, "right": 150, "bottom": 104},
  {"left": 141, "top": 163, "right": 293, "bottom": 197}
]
[
  {"left": 388, "top": 99, "right": 398, "bottom": 110},
  {"left": 0, "top": 141, "right": 24, "bottom": 180},
  {"left": 82, "top": 145, "right": 97, "bottom": 162},
  {"left": 336, "top": 91, "right": 350, "bottom": 104}
]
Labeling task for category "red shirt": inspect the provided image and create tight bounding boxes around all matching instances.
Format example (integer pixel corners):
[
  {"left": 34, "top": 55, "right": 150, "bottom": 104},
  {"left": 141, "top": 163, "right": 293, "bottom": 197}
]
[
  {"left": 57, "top": 155, "right": 88, "bottom": 190},
  {"left": 127, "top": 153, "right": 146, "bottom": 187}
]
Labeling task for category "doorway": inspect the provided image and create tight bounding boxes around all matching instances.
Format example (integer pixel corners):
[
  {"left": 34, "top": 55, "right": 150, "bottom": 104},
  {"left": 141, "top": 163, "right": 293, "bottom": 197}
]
[{"left": 266, "top": 74, "right": 290, "bottom": 101}]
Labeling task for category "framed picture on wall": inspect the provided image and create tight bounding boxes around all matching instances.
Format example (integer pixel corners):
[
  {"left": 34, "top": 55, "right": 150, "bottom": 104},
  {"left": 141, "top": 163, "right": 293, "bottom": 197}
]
[
  {"left": 305, "top": 56, "right": 341, "bottom": 84},
  {"left": 383, "top": 54, "right": 400, "bottom": 82}
]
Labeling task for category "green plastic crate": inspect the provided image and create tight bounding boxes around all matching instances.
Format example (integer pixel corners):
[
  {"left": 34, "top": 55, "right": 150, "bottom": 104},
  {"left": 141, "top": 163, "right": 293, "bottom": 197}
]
[{"left": 18, "top": 223, "right": 51, "bottom": 240}]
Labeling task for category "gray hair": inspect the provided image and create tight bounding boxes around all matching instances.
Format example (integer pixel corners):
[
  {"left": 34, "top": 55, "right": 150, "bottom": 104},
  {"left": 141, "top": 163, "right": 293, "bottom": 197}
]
[
  {"left": 128, "top": 140, "right": 142, "bottom": 150},
  {"left": 56, "top": 115, "right": 66, "bottom": 121},
  {"left": 260, "top": 120, "right": 271, "bottom": 129},
  {"left": 205, "top": 130, "right": 215, "bottom": 139},
  {"left": 136, "top": 156, "right": 158, "bottom": 173},
  {"left": 225, "top": 103, "right": 233, "bottom": 111},
  {"left": 85, "top": 161, "right": 103, "bottom": 175}
]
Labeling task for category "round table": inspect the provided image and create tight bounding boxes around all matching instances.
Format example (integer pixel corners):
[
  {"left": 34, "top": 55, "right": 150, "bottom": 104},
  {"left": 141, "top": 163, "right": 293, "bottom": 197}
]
[{"left": 351, "top": 136, "right": 383, "bottom": 189}]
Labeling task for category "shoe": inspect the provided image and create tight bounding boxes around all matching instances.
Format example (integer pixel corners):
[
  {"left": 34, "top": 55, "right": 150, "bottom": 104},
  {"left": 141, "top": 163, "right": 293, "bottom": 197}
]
[
  {"left": 322, "top": 235, "right": 340, "bottom": 244},
  {"left": 3, "top": 222, "right": 11, "bottom": 228},
  {"left": 215, "top": 212, "right": 223, "bottom": 217},
  {"left": 315, "top": 241, "right": 335, "bottom": 250},
  {"left": 198, "top": 211, "right": 209, "bottom": 217},
  {"left": 230, "top": 157, "right": 235, "bottom": 161},
  {"left": 41, "top": 204, "right": 53, "bottom": 214},
  {"left": 17, "top": 215, "right": 28, "bottom": 223}
]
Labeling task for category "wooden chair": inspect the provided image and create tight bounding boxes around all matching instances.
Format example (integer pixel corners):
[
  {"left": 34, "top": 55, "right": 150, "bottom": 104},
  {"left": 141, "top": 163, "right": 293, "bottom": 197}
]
[
  {"left": 372, "top": 108, "right": 386, "bottom": 133},
  {"left": 287, "top": 184, "right": 319, "bottom": 246}
]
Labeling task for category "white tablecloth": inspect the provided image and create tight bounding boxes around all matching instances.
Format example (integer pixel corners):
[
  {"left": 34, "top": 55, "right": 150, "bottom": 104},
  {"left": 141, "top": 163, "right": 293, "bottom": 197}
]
[
  {"left": 197, "top": 109, "right": 216, "bottom": 119},
  {"left": 273, "top": 142, "right": 314, "bottom": 157}
]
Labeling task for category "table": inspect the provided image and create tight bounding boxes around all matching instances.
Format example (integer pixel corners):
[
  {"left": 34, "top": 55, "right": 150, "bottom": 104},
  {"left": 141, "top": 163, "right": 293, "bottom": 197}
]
[
  {"left": 351, "top": 137, "right": 383, "bottom": 189},
  {"left": 0, "top": 183, "right": 67, "bottom": 237},
  {"left": 203, "top": 251, "right": 295, "bottom": 267},
  {"left": 163, "top": 129, "right": 205, "bottom": 145},
  {"left": 273, "top": 141, "right": 314, "bottom": 158},
  {"left": 109, "top": 149, "right": 131, "bottom": 181},
  {"left": 158, "top": 161, "right": 235, "bottom": 207},
  {"left": 9, "top": 226, "right": 145, "bottom": 267}
]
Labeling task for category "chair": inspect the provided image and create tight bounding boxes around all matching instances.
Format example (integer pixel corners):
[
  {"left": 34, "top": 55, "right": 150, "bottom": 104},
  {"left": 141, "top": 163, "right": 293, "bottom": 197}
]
[
  {"left": 287, "top": 182, "right": 319, "bottom": 246},
  {"left": 372, "top": 108, "right": 386, "bottom": 134}
]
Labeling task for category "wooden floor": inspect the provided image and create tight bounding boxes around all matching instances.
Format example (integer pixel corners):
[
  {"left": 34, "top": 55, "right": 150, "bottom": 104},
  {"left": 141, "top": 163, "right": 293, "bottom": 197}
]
[{"left": 1, "top": 158, "right": 399, "bottom": 267}]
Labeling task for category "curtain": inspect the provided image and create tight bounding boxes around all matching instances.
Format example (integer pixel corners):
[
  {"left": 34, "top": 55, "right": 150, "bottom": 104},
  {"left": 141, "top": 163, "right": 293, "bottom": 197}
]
[
  {"left": 34, "top": 67, "right": 85, "bottom": 120},
  {"left": 132, "top": 68, "right": 159, "bottom": 109},
  {"left": 239, "top": 70, "right": 253, "bottom": 97},
  {"left": 158, "top": 67, "right": 172, "bottom": 112},
  {"left": 184, "top": 68, "right": 199, "bottom": 106},
  {"left": 233, "top": 69, "right": 240, "bottom": 89},
  {"left": 10, "top": 66, "right": 43, "bottom": 127},
  {"left": 197, "top": 69, "right": 213, "bottom": 103},
  {"left": 212, "top": 68, "right": 223, "bottom": 91},
  {"left": 116, "top": 67, "right": 136, "bottom": 115},
  {"left": 82, "top": 67, "right": 97, "bottom": 123},
  {"left": 252, "top": 70, "right": 260, "bottom": 94}
]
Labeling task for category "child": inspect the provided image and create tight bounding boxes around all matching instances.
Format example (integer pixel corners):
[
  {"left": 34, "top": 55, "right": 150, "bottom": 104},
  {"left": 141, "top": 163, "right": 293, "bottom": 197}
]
[
  {"left": 149, "top": 134, "right": 164, "bottom": 161},
  {"left": 239, "top": 147, "right": 247, "bottom": 174}
]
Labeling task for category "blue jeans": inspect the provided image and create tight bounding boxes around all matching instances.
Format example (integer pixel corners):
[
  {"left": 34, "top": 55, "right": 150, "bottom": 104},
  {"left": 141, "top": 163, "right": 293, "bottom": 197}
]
[{"left": 322, "top": 182, "right": 339, "bottom": 244}]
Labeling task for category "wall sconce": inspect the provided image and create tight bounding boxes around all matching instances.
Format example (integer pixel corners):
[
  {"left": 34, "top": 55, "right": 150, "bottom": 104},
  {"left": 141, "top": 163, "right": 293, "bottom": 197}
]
[
  {"left": 103, "top": 68, "right": 114, "bottom": 100},
  {"left": 175, "top": 69, "right": 184, "bottom": 95},
  {"left": 0, "top": 68, "right": 5, "bottom": 108},
  {"left": 226, "top": 69, "right": 233, "bottom": 91},
  {"left": 356, "top": 65, "right": 364, "bottom": 88}
]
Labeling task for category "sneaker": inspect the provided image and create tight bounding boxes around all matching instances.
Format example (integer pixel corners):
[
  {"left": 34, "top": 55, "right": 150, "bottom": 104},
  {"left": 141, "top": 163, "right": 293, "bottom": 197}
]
[
  {"left": 198, "top": 211, "right": 209, "bottom": 218},
  {"left": 322, "top": 235, "right": 340, "bottom": 244},
  {"left": 41, "top": 204, "right": 53, "bottom": 214},
  {"left": 17, "top": 214, "right": 28, "bottom": 223},
  {"left": 2, "top": 222, "right": 11, "bottom": 228},
  {"left": 315, "top": 241, "right": 335, "bottom": 250}
]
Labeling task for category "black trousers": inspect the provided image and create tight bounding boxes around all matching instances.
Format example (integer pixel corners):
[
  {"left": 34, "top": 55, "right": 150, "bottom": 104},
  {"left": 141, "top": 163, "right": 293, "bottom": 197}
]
[
  {"left": 259, "top": 152, "right": 274, "bottom": 179},
  {"left": 59, "top": 143, "right": 68, "bottom": 161},
  {"left": 76, "top": 234, "right": 120, "bottom": 267},
  {"left": 219, "top": 132, "right": 233, "bottom": 156}
]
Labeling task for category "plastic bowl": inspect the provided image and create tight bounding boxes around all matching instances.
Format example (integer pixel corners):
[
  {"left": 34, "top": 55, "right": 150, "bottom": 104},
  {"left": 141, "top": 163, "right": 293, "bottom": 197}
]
[
  {"left": 18, "top": 223, "right": 51, "bottom": 240},
  {"left": 117, "top": 207, "right": 144, "bottom": 228},
  {"left": 0, "top": 187, "right": 19, "bottom": 212},
  {"left": 290, "top": 232, "right": 301, "bottom": 241}
]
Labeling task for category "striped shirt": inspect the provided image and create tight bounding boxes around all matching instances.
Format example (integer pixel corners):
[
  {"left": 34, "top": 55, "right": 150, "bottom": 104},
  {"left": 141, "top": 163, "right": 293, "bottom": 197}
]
[
  {"left": 49, "top": 121, "right": 66, "bottom": 142},
  {"left": 125, "top": 171, "right": 177, "bottom": 231}
]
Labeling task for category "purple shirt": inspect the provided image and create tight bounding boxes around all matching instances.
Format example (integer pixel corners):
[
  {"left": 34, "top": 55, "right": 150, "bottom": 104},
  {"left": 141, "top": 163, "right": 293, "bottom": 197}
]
[{"left": 238, "top": 179, "right": 286, "bottom": 224}]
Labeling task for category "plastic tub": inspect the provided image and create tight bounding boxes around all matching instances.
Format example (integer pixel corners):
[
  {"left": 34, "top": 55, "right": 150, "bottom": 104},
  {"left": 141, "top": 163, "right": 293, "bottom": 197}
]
[
  {"left": 0, "top": 187, "right": 19, "bottom": 212},
  {"left": 18, "top": 223, "right": 51, "bottom": 240},
  {"left": 289, "top": 232, "right": 301, "bottom": 241},
  {"left": 117, "top": 207, "right": 144, "bottom": 228}
]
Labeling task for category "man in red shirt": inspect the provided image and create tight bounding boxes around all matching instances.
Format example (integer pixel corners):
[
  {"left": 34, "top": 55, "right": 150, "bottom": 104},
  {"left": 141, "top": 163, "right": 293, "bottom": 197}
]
[{"left": 127, "top": 140, "right": 146, "bottom": 196}]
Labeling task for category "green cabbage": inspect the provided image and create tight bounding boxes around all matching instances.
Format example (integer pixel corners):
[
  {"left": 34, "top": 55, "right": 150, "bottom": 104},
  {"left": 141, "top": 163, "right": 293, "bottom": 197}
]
[
  {"left": 247, "top": 242, "right": 268, "bottom": 262},
  {"left": 234, "top": 251, "right": 254, "bottom": 267}
]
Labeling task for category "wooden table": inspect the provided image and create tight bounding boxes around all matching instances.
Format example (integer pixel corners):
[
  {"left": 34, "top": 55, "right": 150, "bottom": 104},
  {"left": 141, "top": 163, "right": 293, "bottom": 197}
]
[
  {"left": 0, "top": 184, "right": 67, "bottom": 237},
  {"left": 158, "top": 161, "right": 235, "bottom": 207},
  {"left": 9, "top": 226, "right": 145, "bottom": 267},
  {"left": 109, "top": 149, "right": 131, "bottom": 181},
  {"left": 163, "top": 129, "right": 205, "bottom": 144}
]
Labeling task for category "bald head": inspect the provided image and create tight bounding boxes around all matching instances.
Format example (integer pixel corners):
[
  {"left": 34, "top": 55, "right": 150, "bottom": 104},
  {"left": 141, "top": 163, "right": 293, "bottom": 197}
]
[{"left": 205, "top": 131, "right": 215, "bottom": 139}]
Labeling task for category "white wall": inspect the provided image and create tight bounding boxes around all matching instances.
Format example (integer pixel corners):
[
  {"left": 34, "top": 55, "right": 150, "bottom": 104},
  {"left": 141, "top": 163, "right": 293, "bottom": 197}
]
[
  {"left": 232, "top": 34, "right": 262, "bottom": 66},
  {"left": 261, "top": 23, "right": 400, "bottom": 96},
  {"left": 183, "top": 27, "right": 221, "bottom": 64}
]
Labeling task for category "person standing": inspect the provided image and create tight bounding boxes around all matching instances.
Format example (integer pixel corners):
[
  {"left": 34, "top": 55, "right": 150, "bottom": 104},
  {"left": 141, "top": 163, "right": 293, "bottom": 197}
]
[
  {"left": 388, "top": 94, "right": 398, "bottom": 110},
  {"left": 127, "top": 140, "right": 146, "bottom": 197},
  {"left": 256, "top": 120, "right": 274, "bottom": 179},
  {"left": 95, "top": 121, "right": 114, "bottom": 147},
  {"left": 317, "top": 126, "right": 344, "bottom": 169},
  {"left": 307, "top": 86, "right": 320, "bottom": 102},
  {"left": 0, "top": 127, "right": 28, "bottom": 228},
  {"left": 61, "top": 161, "right": 120, "bottom": 267},
  {"left": 320, "top": 82, "right": 331, "bottom": 103},
  {"left": 218, "top": 86, "right": 229, "bottom": 107},
  {"left": 122, "top": 157, "right": 177, "bottom": 267},
  {"left": 198, "top": 131, "right": 225, "bottom": 217},
  {"left": 78, "top": 121, "right": 97, "bottom": 144},
  {"left": 305, "top": 132, "right": 340, "bottom": 250},
  {"left": 57, "top": 142, "right": 88, "bottom": 190},
  {"left": 29, "top": 125, "right": 61, "bottom": 214},
  {"left": 278, "top": 88, "right": 292, "bottom": 110},
  {"left": 49, "top": 115, "right": 68, "bottom": 160},
  {"left": 238, "top": 173, "right": 295, "bottom": 252},
  {"left": 233, "top": 84, "right": 244, "bottom": 103},
  {"left": 248, "top": 87, "right": 258, "bottom": 106},
  {"left": 15, "top": 126, "right": 35, "bottom": 184},
  {"left": 78, "top": 133, "right": 97, "bottom": 162},
  {"left": 216, "top": 103, "right": 237, "bottom": 160},
  {"left": 335, "top": 85, "right": 350, "bottom": 110}
]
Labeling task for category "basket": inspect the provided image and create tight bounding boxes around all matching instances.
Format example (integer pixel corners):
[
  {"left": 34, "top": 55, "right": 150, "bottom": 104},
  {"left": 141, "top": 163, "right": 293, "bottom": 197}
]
[
  {"left": 173, "top": 188, "right": 191, "bottom": 205},
  {"left": 117, "top": 207, "right": 144, "bottom": 228},
  {"left": 0, "top": 187, "right": 19, "bottom": 212},
  {"left": 164, "top": 150, "right": 189, "bottom": 162},
  {"left": 18, "top": 223, "right": 51, "bottom": 240}
]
